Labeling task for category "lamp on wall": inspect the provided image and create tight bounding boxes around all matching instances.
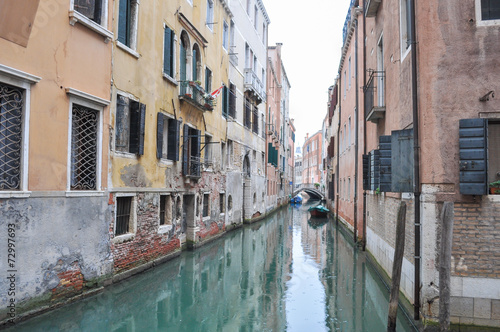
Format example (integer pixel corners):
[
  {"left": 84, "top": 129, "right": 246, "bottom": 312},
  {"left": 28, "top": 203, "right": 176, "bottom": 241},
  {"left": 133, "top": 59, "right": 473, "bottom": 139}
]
[{"left": 479, "top": 90, "right": 494, "bottom": 102}]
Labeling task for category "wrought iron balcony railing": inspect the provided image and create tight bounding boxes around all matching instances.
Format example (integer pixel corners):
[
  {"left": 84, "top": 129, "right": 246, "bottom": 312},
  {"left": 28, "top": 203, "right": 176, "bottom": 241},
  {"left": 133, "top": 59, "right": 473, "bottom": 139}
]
[
  {"left": 244, "top": 69, "right": 266, "bottom": 103},
  {"left": 364, "top": 70, "right": 386, "bottom": 123},
  {"left": 179, "top": 81, "right": 214, "bottom": 111}
]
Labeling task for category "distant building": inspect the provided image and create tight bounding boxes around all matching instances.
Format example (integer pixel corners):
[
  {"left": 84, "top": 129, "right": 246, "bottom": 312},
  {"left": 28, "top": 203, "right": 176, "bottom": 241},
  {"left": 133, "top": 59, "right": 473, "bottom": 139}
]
[{"left": 302, "top": 132, "right": 323, "bottom": 187}]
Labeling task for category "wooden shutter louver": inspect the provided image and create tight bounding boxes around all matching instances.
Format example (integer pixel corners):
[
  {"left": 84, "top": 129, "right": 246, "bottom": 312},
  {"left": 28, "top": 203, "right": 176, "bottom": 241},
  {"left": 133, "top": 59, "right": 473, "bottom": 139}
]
[
  {"left": 459, "top": 118, "right": 488, "bottom": 195},
  {"left": 129, "top": 101, "right": 141, "bottom": 154},
  {"left": 168, "top": 119, "right": 181, "bottom": 161},
  {"left": 391, "top": 129, "right": 414, "bottom": 192},
  {"left": 156, "top": 112, "right": 164, "bottom": 159},
  {"left": 379, "top": 135, "right": 391, "bottom": 192},
  {"left": 370, "top": 149, "right": 380, "bottom": 191},
  {"left": 363, "top": 154, "right": 370, "bottom": 190},
  {"left": 164, "top": 27, "right": 173, "bottom": 77},
  {"left": 182, "top": 124, "right": 189, "bottom": 175}
]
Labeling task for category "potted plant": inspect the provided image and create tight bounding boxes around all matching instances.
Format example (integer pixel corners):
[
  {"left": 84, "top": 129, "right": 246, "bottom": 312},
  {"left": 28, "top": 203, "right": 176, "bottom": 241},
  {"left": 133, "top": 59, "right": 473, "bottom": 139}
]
[
  {"left": 489, "top": 180, "right": 500, "bottom": 194},
  {"left": 314, "top": 182, "right": 320, "bottom": 189}
]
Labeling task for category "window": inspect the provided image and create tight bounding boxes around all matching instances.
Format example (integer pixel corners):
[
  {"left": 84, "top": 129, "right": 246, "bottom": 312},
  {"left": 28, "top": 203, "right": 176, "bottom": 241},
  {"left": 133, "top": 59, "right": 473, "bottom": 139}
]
[
  {"left": 221, "top": 141, "right": 226, "bottom": 168},
  {"left": 163, "top": 25, "right": 175, "bottom": 79},
  {"left": 70, "top": 104, "right": 100, "bottom": 190},
  {"left": 156, "top": 113, "right": 180, "bottom": 161},
  {"left": 220, "top": 193, "right": 225, "bottom": 214},
  {"left": 343, "top": 71, "right": 347, "bottom": 97},
  {"left": 74, "top": 0, "right": 105, "bottom": 24},
  {"left": 206, "top": 0, "right": 214, "bottom": 30},
  {"left": 223, "top": 21, "right": 229, "bottom": 50},
  {"left": 459, "top": 118, "right": 500, "bottom": 195},
  {"left": 348, "top": 178, "right": 351, "bottom": 201},
  {"left": 246, "top": 0, "right": 251, "bottom": 14},
  {"left": 400, "top": 0, "right": 411, "bottom": 55},
  {"left": 228, "top": 139, "right": 233, "bottom": 166},
  {"left": 479, "top": 0, "right": 500, "bottom": 21},
  {"left": 348, "top": 117, "right": 351, "bottom": 146},
  {"left": 244, "top": 98, "right": 252, "bottom": 128},
  {"left": 205, "top": 67, "right": 212, "bottom": 94},
  {"left": 204, "top": 134, "right": 212, "bottom": 165},
  {"left": 115, "top": 95, "right": 145, "bottom": 155},
  {"left": 252, "top": 105, "right": 259, "bottom": 134},
  {"left": 203, "top": 193, "right": 209, "bottom": 217},
  {"left": 348, "top": 56, "right": 351, "bottom": 89},
  {"left": 229, "top": 83, "right": 236, "bottom": 118},
  {"left": 262, "top": 23, "right": 266, "bottom": 44},
  {"left": 222, "top": 85, "right": 229, "bottom": 118},
  {"left": 254, "top": 5, "right": 258, "bottom": 29},
  {"left": 182, "top": 125, "right": 201, "bottom": 177},
  {"left": 159, "top": 194, "right": 172, "bottom": 226},
  {"left": 117, "top": 0, "right": 138, "bottom": 50},
  {"left": 115, "top": 195, "right": 136, "bottom": 236}
]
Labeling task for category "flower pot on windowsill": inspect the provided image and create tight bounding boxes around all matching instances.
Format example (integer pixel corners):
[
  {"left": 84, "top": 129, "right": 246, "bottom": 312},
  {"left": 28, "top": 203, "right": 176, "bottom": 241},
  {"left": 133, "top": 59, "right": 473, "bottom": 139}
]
[
  {"left": 184, "top": 93, "right": 192, "bottom": 98},
  {"left": 490, "top": 187, "right": 500, "bottom": 195}
]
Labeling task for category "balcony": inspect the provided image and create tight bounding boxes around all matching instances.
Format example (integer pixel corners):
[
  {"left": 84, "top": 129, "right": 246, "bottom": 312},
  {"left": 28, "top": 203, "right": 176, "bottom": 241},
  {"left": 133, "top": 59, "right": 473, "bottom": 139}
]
[
  {"left": 179, "top": 81, "right": 214, "bottom": 112},
  {"left": 244, "top": 69, "right": 266, "bottom": 104},
  {"left": 364, "top": 0, "right": 382, "bottom": 17},
  {"left": 364, "top": 70, "right": 385, "bottom": 123}
]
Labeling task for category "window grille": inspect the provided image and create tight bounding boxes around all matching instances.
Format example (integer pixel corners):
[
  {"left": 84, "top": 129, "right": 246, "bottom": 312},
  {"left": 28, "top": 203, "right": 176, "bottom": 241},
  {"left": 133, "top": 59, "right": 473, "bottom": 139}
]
[
  {"left": 203, "top": 193, "right": 209, "bottom": 217},
  {"left": 116, "top": 196, "right": 132, "bottom": 235},
  {"left": 71, "top": 104, "right": 98, "bottom": 190},
  {"left": 0, "top": 83, "right": 23, "bottom": 190}
]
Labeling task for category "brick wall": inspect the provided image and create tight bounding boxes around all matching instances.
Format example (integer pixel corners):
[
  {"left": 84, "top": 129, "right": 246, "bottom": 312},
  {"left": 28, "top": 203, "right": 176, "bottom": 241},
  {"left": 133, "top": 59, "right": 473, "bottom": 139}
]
[
  {"left": 110, "top": 193, "right": 181, "bottom": 274},
  {"left": 452, "top": 198, "right": 500, "bottom": 278}
]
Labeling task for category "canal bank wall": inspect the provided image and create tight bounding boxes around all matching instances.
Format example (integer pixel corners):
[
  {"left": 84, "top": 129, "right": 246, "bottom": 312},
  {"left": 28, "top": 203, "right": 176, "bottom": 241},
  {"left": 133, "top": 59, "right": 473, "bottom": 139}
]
[{"left": 0, "top": 196, "right": 289, "bottom": 328}]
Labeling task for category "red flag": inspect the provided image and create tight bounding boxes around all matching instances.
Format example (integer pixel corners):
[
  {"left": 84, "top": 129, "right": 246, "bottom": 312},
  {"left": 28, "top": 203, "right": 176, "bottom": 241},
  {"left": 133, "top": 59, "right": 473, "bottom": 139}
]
[{"left": 210, "top": 85, "right": 224, "bottom": 98}]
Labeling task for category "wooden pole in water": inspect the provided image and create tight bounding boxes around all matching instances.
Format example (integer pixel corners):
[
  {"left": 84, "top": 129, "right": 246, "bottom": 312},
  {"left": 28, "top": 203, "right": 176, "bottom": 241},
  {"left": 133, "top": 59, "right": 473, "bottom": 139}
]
[
  {"left": 387, "top": 201, "right": 407, "bottom": 332},
  {"left": 439, "top": 202, "right": 454, "bottom": 331}
]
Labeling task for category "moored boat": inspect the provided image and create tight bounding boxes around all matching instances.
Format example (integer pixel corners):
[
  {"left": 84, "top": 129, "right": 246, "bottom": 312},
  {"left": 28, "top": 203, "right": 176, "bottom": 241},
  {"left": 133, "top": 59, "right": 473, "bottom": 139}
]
[{"left": 308, "top": 204, "right": 330, "bottom": 217}]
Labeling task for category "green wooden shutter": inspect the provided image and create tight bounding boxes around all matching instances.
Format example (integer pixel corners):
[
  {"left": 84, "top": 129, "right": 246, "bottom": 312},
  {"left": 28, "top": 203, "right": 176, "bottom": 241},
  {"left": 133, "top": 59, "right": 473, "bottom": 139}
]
[
  {"left": 370, "top": 149, "right": 380, "bottom": 191},
  {"left": 379, "top": 135, "right": 391, "bottom": 192},
  {"left": 118, "top": 0, "right": 130, "bottom": 46},
  {"left": 129, "top": 101, "right": 140, "bottom": 154},
  {"left": 182, "top": 124, "right": 189, "bottom": 175},
  {"left": 180, "top": 42, "right": 187, "bottom": 94},
  {"left": 222, "top": 85, "right": 228, "bottom": 118},
  {"left": 192, "top": 48, "right": 198, "bottom": 81},
  {"left": 268, "top": 143, "right": 272, "bottom": 164},
  {"left": 459, "top": 118, "right": 488, "bottom": 195},
  {"left": 138, "top": 103, "right": 146, "bottom": 155},
  {"left": 156, "top": 113, "right": 164, "bottom": 159},
  {"left": 362, "top": 154, "right": 370, "bottom": 190},
  {"left": 391, "top": 129, "right": 414, "bottom": 192},
  {"left": 164, "top": 27, "right": 173, "bottom": 77},
  {"left": 194, "top": 129, "right": 201, "bottom": 176}
]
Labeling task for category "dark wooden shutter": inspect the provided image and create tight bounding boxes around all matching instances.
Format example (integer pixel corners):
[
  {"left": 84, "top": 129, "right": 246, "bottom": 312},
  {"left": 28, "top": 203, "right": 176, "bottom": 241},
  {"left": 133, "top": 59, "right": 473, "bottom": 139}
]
[
  {"left": 118, "top": 0, "right": 130, "bottom": 46},
  {"left": 482, "top": 0, "right": 500, "bottom": 20},
  {"left": 138, "top": 103, "right": 145, "bottom": 155},
  {"left": 180, "top": 42, "right": 187, "bottom": 83},
  {"left": 182, "top": 124, "right": 189, "bottom": 175},
  {"left": 379, "top": 135, "right": 392, "bottom": 192},
  {"left": 192, "top": 48, "right": 198, "bottom": 81},
  {"left": 229, "top": 83, "right": 236, "bottom": 118},
  {"left": 115, "top": 96, "right": 128, "bottom": 151},
  {"left": 167, "top": 119, "right": 180, "bottom": 161},
  {"left": 156, "top": 113, "right": 164, "bottom": 159},
  {"left": 363, "top": 154, "right": 370, "bottom": 190},
  {"left": 129, "top": 101, "right": 140, "bottom": 154},
  {"left": 370, "top": 149, "right": 380, "bottom": 191},
  {"left": 391, "top": 129, "right": 414, "bottom": 192},
  {"left": 459, "top": 118, "right": 488, "bottom": 195},
  {"left": 194, "top": 129, "right": 201, "bottom": 176},
  {"left": 268, "top": 143, "right": 272, "bottom": 164},
  {"left": 164, "top": 27, "right": 173, "bottom": 76},
  {"left": 222, "top": 85, "right": 228, "bottom": 118}
]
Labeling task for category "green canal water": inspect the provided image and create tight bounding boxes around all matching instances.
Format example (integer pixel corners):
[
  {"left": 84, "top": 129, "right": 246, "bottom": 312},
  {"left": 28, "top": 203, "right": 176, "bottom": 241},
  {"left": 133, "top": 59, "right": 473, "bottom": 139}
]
[{"left": 7, "top": 203, "right": 416, "bottom": 331}]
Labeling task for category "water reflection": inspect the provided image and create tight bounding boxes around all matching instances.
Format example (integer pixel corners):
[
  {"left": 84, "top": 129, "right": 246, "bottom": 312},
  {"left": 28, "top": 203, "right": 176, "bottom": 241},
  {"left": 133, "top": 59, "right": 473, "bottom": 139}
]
[{"left": 7, "top": 205, "right": 414, "bottom": 332}]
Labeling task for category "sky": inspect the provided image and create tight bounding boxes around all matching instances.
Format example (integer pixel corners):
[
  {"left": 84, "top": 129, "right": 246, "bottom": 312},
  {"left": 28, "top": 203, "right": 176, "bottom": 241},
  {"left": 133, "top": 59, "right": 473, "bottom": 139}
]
[{"left": 263, "top": 0, "right": 351, "bottom": 152}]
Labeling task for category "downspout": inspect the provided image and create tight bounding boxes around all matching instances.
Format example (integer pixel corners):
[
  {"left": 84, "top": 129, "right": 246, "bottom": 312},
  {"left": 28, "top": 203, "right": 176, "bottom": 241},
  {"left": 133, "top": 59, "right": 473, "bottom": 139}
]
[
  {"left": 336, "top": 80, "right": 341, "bottom": 226},
  {"left": 353, "top": 9, "right": 361, "bottom": 245},
  {"left": 409, "top": 0, "right": 421, "bottom": 321},
  {"left": 362, "top": 4, "right": 367, "bottom": 252}
]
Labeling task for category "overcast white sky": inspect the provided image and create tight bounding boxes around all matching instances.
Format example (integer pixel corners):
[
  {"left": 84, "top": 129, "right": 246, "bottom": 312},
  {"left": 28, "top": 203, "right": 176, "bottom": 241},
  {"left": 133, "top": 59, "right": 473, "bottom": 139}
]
[{"left": 263, "top": 0, "right": 351, "bottom": 152}]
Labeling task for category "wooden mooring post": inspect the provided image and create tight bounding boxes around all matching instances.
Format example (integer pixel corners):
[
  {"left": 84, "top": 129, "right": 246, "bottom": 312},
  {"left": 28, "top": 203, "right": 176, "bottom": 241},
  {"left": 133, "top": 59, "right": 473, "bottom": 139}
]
[
  {"left": 387, "top": 201, "right": 407, "bottom": 332},
  {"left": 439, "top": 202, "right": 454, "bottom": 332}
]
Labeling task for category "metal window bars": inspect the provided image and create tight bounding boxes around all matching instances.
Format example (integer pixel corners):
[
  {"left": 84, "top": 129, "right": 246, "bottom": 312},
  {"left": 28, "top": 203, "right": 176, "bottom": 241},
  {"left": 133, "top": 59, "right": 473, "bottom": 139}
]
[
  {"left": 0, "top": 83, "right": 23, "bottom": 190},
  {"left": 115, "top": 196, "right": 132, "bottom": 235}
]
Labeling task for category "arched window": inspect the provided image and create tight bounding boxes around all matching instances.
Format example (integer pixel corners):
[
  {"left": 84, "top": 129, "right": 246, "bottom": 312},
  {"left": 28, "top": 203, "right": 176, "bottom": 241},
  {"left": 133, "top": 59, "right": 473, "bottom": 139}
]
[{"left": 179, "top": 32, "right": 190, "bottom": 94}]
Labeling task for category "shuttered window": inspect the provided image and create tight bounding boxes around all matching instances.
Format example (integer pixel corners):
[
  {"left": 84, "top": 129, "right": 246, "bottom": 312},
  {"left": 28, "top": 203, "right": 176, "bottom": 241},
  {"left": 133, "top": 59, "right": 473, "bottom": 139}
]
[
  {"left": 459, "top": 118, "right": 488, "bottom": 195},
  {"left": 118, "top": 0, "right": 131, "bottom": 46},
  {"left": 156, "top": 113, "right": 180, "bottom": 161},
  {"left": 481, "top": 0, "right": 500, "bottom": 20},
  {"left": 229, "top": 83, "right": 236, "bottom": 118},
  {"left": 222, "top": 85, "right": 228, "bottom": 118},
  {"left": 391, "top": 128, "right": 414, "bottom": 192},
  {"left": 182, "top": 125, "right": 201, "bottom": 177},
  {"left": 115, "top": 95, "right": 145, "bottom": 155},
  {"left": 163, "top": 26, "right": 174, "bottom": 77},
  {"left": 379, "top": 135, "right": 392, "bottom": 192}
]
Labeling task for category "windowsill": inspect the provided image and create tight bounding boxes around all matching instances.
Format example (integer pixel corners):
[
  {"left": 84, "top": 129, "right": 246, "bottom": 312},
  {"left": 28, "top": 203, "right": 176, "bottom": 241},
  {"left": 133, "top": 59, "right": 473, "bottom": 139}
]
[
  {"left": 486, "top": 194, "right": 500, "bottom": 202},
  {"left": 116, "top": 41, "right": 140, "bottom": 59},
  {"left": 476, "top": 18, "right": 500, "bottom": 27},
  {"left": 158, "top": 224, "right": 173, "bottom": 234},
  {"left": 158, "top": 158, "right": 174, "bottom": 166},
  {"left": 0, "top": 191, "right": 31, "bottom": 198},
  {"left": 66, "top": 191, "right": 105, "bottom": 197},
  {"left": 202, "top": 216, "right": 210, "bottom": 222},
  {"left": 68, "top": 10, "right": 113, "bottom": 43},
  {"left": 114, "top": 151, "right": 139, "bottom": 159},
  {"left": 162, "top": 73, "right": 179, "bottom": 86},
  {"left": 112, "top": 233, "right": 135, "bottom": 244}
]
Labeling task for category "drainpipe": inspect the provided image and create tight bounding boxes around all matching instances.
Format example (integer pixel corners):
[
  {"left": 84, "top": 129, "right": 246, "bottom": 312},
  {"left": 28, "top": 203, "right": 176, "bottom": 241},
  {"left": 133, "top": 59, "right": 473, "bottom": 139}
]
[
  {"left": 409, "top": 0, "right": 421, "bottom": 321},
  {"left": 362, "top": 4, "right": 367, "bottom": 252},
  {"left": 336, "top": 80, "right": 341, "bottom": 226},
  {"left": 353, "top": 10, "right": 360, "bottom": 245}
]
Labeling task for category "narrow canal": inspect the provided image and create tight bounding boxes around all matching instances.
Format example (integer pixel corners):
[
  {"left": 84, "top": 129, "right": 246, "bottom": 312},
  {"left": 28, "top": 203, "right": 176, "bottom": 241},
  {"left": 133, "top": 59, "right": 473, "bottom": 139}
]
[{"left": 8, "top": 203, "right": 416, "bottom": 331}]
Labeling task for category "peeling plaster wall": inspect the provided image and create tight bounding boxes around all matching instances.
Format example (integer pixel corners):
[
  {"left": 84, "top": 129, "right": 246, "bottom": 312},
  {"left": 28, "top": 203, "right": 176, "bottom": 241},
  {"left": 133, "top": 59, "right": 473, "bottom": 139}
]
[{"left": 0, "top": 196, "right": 113, "bottom": 320}]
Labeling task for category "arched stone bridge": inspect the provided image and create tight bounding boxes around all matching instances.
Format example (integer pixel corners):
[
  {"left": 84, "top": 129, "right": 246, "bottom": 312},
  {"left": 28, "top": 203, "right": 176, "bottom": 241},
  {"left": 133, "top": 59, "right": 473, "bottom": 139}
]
[{"left": 292, "top": 187, "right": 324, "bottom": 200}]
